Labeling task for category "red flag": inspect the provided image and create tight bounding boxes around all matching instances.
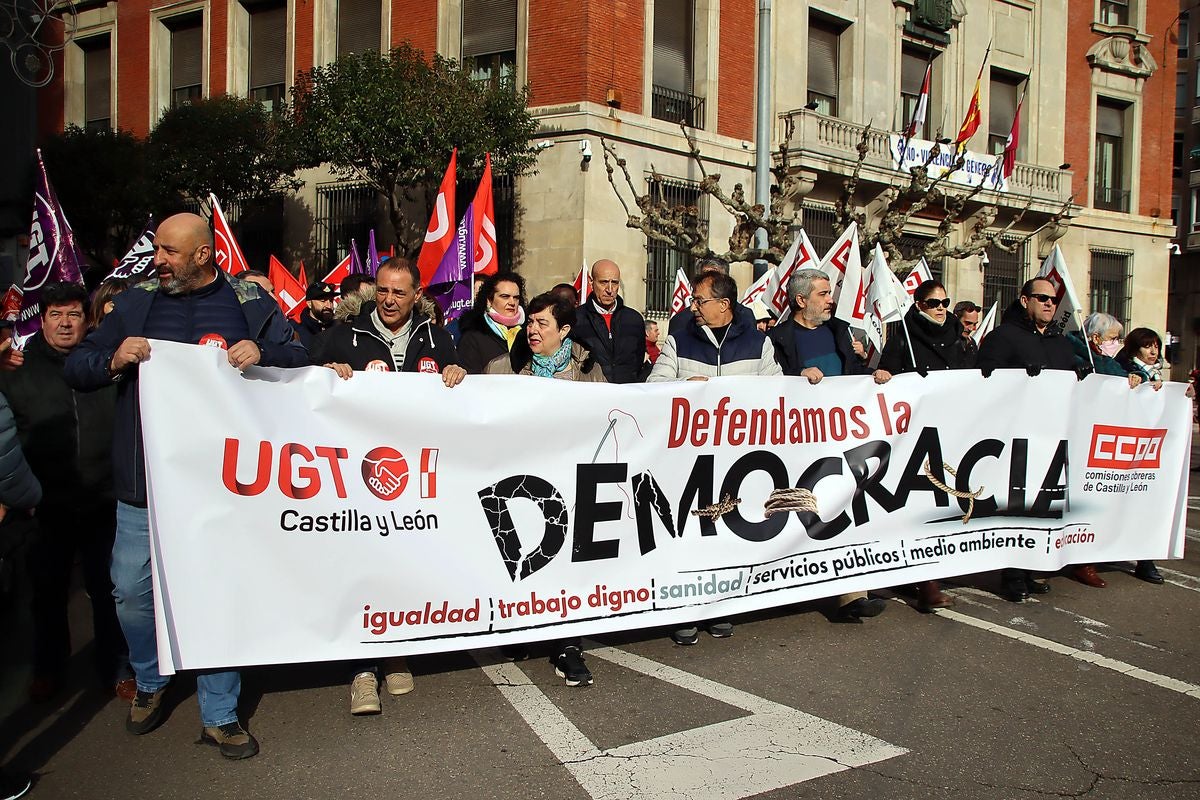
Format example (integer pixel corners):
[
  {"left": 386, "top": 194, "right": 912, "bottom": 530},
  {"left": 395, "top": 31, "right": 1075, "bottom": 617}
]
[
  {"left": 417, "top": 149, "right": 457, "bottom": 286},
  {"left": 321, "top": 253, "right": 354, "bottom": 288},
  {"left": 1000, "top": 94, "right": 1022, "bottom": 180},
  {"left": 269, "top": 255, "right": 306, "bottom": 321},
  {"left": 954, "top": 80, "right": 982, "bottom": 146},
  {"left": 209, "top": 193, "right": 249, "bottom": 275},
  {"left": 297, "top": 260, "right": 308, "bottom": 288},
  {"left": 472, "top": 153, "right": 499, "bottom": 275},
  {"left": 572, "top": 260, "right": 591, "bottom": 303}
]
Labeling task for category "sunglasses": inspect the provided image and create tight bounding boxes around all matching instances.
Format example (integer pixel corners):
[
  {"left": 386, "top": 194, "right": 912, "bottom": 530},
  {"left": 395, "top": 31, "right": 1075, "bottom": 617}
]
[
  {"left": 1025, "top": 293, "right": 1059, "bottom": 305},
  {"left": 920, "top": 297, "right": 952, "bottom": 309}
]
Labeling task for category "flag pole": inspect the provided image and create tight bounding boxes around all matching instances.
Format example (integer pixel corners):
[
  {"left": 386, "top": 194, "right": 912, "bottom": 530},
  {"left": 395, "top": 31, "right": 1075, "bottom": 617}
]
[{"left": 900, "top": 313, "right": 917, "bottom": 369}]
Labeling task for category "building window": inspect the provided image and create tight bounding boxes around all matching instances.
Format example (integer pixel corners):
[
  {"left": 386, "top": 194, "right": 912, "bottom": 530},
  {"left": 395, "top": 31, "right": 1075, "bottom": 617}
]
[
  {"left": 807, "top": 16, "right": 841, "bottom": 118},
  {"left": 168, "top": 14, "right": 203, "bottom": 108},
  {"left": 652, "top": 0, "right": 703, "bottom": 128},
  {"left": 895, "top": 234, "right": 943, "bottom": 282},
  {"left": 645, "top": 175, "right": 705, "bottom": 314},
  {"left": 315, "top": 181, "right": 379, "bottom": 268},
  {"left": 1191, "top": 187, "right": 1200, "bottom": 232},
  {"left": 983, "top": 237, "right": 1027, "bottom": 313},
  {"left": 1094, "top": 99, "right": 1129, "bottom": 212},
  {"left": 1175, "top": 133, "right": 1184, "bottom": 180},
  {"left": 247, "top": 1, "right": 286, "bottom": 110},
  {"left": 1098, "top": 0, "right": 1129, "bottom": 27},
  {"left": 337, "top": 0, "right": 381, "bottom": 57},
  {"left": 1178, "top": 72, "right": 1188, "bottom": 115},
  {"left": 801, "top": 204, "right": 837, "bottom": 257},
  {"left": 1181, "top": 13, "right": 1190, "bottom": 58},
  {"left": 461, "top": 0, "right": 516, "bottom": 85},
  {"left": 80, "top": 34, "right": 111, "bottom": 130},
  {"left": 1089, "top": 249, "right": 1132, "bottom": 328},
  {"left": 900, "top": 48, "right": 935, "bottom": 139},
  {"left": 988, "top": 71, "right": 1022, "bottom": 156}
]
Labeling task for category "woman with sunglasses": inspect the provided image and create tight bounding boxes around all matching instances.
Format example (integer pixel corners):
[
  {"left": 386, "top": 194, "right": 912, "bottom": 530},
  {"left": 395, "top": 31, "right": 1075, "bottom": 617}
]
[{"left": 872, "top": 279, "right": 970, "bottom": 611}]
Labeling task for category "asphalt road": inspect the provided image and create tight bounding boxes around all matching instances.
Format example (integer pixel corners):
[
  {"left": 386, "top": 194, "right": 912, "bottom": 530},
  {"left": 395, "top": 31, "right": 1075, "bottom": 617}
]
[{"left": 3, "top": 447, "right": 1200, "bottom": 799}]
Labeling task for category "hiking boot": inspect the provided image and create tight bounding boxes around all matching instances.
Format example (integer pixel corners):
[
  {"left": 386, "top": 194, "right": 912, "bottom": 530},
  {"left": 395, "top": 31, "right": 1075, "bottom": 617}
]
[
  {"left": 671, "top": 627, "right": 700, "bottom": 646},
  {"left": 350, "top": 672, "right": 381, "bottom": 715},
  {"left": 199, "top": 722, "right": 260, "bottom": 760},
  {"left": 382, "top": 657, "right": 414, "bottom": 696},
  {"left": 553, "top": 647, "right": 593, "bottom": 687},
  {"left": 126, "top": 688, "right": 166, "bottom": 735}
]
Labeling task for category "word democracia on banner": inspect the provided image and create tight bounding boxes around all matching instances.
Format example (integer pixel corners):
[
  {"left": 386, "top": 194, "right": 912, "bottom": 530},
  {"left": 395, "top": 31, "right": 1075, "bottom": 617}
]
[
  {"left": 221, "top": 439, "right": 442, "bottom": 535},
  {"left": 479, "top": 422, "right": 1075, "bottom": 584}
]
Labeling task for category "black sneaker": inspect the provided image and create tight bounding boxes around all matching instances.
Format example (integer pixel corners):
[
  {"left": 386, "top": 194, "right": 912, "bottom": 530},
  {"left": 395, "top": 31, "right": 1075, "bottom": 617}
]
[
  {"left": 553, "top": 647, "right": 593, "bottom": 687},
  {"left": 671, "top": 627, "right": 700, "bottom": 645},
  {"left": 706, "top": 622, "right": 734, "bottom": 638},
  {"left": 126, "top": 688, "right": 166, "bottom": 735},
  {"left": 199, "top": 722, "right": 260, "bottom": 760},
  {"left": 0, "top": 767, "right": 31, "bottom": 800}
]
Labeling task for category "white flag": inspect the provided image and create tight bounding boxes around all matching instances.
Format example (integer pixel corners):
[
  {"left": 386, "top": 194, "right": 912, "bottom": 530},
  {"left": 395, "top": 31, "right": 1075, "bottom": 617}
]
[
  {"left": 818, "top": 221, "right": 860, "bottom": 304},
  {"left": 1035, "top": 244, "right": 1084, "bottom": 333},
  {"left": 902, "top": 258, "right": 933, "bottom": 299},
  {"left": 972, "top": 301, "right": 998, "bottom": 346},
  {"left": 868, "top": 248, "right": 912, "bottom": 324},
  {"left": 741, "top": 268, "right": 772, "bottom": 308},
  {"left": 833, "top": 227, "right": 870, "bottom": 334},
  {"left": 762, "top": 229, "right": 821, "bottom": 319},
  {"left": 669, "top": 269, "right": 693, "bottom": 315}
]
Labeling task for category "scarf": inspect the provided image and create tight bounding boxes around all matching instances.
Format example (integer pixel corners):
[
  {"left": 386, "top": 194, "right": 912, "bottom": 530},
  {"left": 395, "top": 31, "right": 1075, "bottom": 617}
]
[
  {"left": 918, "top": 310, "right": 945, "bottom": 326},
  {"left": 531, "top": 337, "right": 573, "bottom": 378},
  {"left": 485, "top": 306, "right": 525, "bottom": 351},
  {"left": 1134, "top": 357, "right": 1163, "bottom": 382}
]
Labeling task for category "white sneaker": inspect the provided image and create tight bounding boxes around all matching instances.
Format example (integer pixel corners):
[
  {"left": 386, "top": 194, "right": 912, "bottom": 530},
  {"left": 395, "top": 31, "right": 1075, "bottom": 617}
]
[
  {"left": 350, "top": 672, "right": 381, "bottom": 715},
  {"left": 383, "top": 657, "right": 415, "bottom": 696}
]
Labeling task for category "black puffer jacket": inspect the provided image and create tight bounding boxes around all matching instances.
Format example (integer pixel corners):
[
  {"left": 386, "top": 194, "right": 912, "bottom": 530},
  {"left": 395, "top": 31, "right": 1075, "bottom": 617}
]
[
  {"left": 878, "top": 305, "right": 973, "bottom": 374},
  {"left": 310, "top": 304, "right": 458, "bottom": 374},
  {"left": 574, "top": 297, "right": 646, "bottom": 384},
  {"left": 975, "top": 301, "right": 1077, "bottom": 373},
  {"left": 457, "top": 309, "right": 514, "bottom": 374}
]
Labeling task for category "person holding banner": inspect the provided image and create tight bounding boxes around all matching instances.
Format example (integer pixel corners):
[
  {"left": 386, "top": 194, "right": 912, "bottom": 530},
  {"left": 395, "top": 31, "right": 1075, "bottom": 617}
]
[
  {"left": 1116, "top": 328, "right": 1167, "bottom": 389},
  {"left": 871, "top": 280, "right": 971, "bottom": 612},
  {"left": 457, "top": 271, "right": 526, "bottom": 374},
  {"left": 573, "top": 260, "right": 647, "bottom": 384},
  {"left": 976, "top": 278, "right": 1077, "bottom": 602},
  {"left": 649, "top": 271, "right": 780, "bottom": 643},
  {"left": 63, "top": 212, "right": 308, "bottom": 761},
  {"left": 667, "top": 256, "right": 755, "bottom": 337},
  {"left": 769, "top": 268, "right": 887, "bottom": 623},
  {"left": 486, "top": 292, "right": 604, "bottom": 685}
]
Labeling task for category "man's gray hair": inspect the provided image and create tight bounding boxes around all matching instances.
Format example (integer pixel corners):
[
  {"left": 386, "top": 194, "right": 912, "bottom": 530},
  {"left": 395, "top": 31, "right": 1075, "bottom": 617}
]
[
  {"left": 786, "top": 268, "right": 830, "bottom": 309},
  {"left": 1084, "top": 312, "right": 1122, "bottom": 339}
]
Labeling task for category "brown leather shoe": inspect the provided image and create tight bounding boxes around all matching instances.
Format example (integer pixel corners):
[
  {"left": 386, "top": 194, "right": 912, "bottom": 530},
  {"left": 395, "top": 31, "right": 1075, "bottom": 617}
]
[
  {"left": 1072, "top": 565, "right": 1107, "bottom": 588},
  {"left": 115, "top": 678, "right": 137, "bottom": 703},
  {"left": 916, "top": 580, "right": 955, "bottom": 612}
]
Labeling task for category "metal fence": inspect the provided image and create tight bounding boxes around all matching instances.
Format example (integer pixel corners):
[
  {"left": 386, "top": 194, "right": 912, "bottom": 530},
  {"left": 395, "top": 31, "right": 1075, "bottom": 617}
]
[
  {"left": 314, "top": 181, "right": 379, "bottom": 270},
  {"left": 983, "top": 236, "right": 1027, "bottom": 313},
  {"left": 645, "top": 174, "right": 705, "bottom": 314},
  {"left": 1089, "top": 248, "right": 1133, "bottom": 328},
  {"left": 651, "top": 84, "right": 706, "bottom": 129}
]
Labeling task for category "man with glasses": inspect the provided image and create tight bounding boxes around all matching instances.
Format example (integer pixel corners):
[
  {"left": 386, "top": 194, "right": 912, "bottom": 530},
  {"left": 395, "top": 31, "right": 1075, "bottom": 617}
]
[
  {"left": 649, "top": 271, "right": 780, "bottom": 644},
  {"left": 769, "top": 267, "right": 887, "bottom": 623},
  {"left": 976, "top": 277, "right": 1077, "bottom": 602}
]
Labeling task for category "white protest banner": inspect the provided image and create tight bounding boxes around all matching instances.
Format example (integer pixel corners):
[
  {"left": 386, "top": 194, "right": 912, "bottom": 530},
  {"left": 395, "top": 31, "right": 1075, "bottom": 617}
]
[
  {"left": 888, "top": 135, "right": 1008, "bottom": 192},
  {"left": 140, "top": 342, "right": 1189, "bottom": 672},
  {"left": 1037, "top": 244, "right": 1085, "bottom": 334}
]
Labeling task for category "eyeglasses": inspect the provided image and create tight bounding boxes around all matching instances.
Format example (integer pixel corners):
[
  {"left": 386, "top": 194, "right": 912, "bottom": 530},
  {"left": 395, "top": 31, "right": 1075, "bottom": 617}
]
[
  {"left": 1025, "top": 293, "right": 1059, "bottom": 305},
  {"left": 690, "top": 296, "right": 725, "bottom": 307},
  {"left": 920, "top": 298, "right": 952, "bottom": 309}
]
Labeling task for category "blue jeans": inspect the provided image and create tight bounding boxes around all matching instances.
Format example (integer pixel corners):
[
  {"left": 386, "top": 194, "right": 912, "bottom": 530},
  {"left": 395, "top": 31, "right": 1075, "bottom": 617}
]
[{"left": 112, "top": 502, "right": 241, "bottom": 727}]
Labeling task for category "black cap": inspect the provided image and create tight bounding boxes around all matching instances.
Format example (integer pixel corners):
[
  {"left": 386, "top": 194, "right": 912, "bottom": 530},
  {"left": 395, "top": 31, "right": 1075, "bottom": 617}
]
[{"left": 305, "top": 281, "right": 337, "bottom": 301}]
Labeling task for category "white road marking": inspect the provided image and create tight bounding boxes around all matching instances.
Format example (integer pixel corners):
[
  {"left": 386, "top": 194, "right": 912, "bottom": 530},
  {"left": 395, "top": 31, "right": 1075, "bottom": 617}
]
[
  {"left": 475, "top": 647, "right": 906, "bottom": 800},
  {"left": 935, "top": 608, "right": 1200, "bottom": 699},
  {"left": 1159, "top": 566, "right": 1200, "bottom": 594}
]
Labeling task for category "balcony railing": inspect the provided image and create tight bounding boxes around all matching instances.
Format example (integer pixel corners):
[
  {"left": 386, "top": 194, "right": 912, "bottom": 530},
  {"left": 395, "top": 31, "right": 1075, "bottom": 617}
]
[
  {"left": 779, "top": 108, "right": 1072, "bottom": 207},
  {"left": 651, "top": 84, "right": 705, "bottom": 129},
  {"left": 1093, "top": 186, "right": 1131, "bottom": 213}
]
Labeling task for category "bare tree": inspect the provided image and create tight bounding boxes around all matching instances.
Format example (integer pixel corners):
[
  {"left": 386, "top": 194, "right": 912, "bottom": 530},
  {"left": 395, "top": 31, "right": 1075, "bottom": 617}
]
[{"left": 602, "top": 123, "right": 1074, "bottom": 273}]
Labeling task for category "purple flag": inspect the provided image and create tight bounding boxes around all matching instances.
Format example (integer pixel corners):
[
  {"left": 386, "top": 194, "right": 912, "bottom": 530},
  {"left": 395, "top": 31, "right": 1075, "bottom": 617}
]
[
  {"left": 349, "top": 238, "right": 364, "bottom": 275},
  {"left": 16, "top": 150, "right": 88, "bottom": 345},
  {"left": 107, "top": 216, "right": 157, "bottom": 282},
  {"left": 368, "top": 229, "right": 380, "bottom": 277},
  {"left": 426, "top": 205, "right": 474, "bottom": 323}
]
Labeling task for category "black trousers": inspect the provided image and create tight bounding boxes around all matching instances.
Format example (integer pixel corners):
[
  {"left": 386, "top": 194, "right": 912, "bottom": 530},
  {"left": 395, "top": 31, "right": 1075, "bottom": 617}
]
[{"left": 28, "top": 502, "right": 128, "bottom": 682}]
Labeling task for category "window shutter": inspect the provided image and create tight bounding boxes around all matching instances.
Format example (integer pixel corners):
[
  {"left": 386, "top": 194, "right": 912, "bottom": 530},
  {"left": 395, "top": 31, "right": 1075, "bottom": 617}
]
[
  {"left": 653, "top": 0, "right": 692, "bottom": 93},
  {"left": 807, "top": 21, "right": 838, "bottom": 99},
  {"left": 337, "top": 0, "right": 381, "bottom": 57},
  {"left": 82, "top": 36, "right": 110, "bottom": 123},
  {"left": 462, "top": 0, "right": 517, "bottom": 59},
  {"left": 170, "top": 19, "right": 203, "bottom": 92},
  {"left": 989, "top": 76, "right": 1017, "bottom": 136},
  {"left": 249, "top": 4, "right": 286, "bottom": 90},
  {"left": 1096, "top": 101, "right": 1124, "bottom": 136},
  {"left": 901, "top": 50, "right": 925, "bottom": 95}
]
